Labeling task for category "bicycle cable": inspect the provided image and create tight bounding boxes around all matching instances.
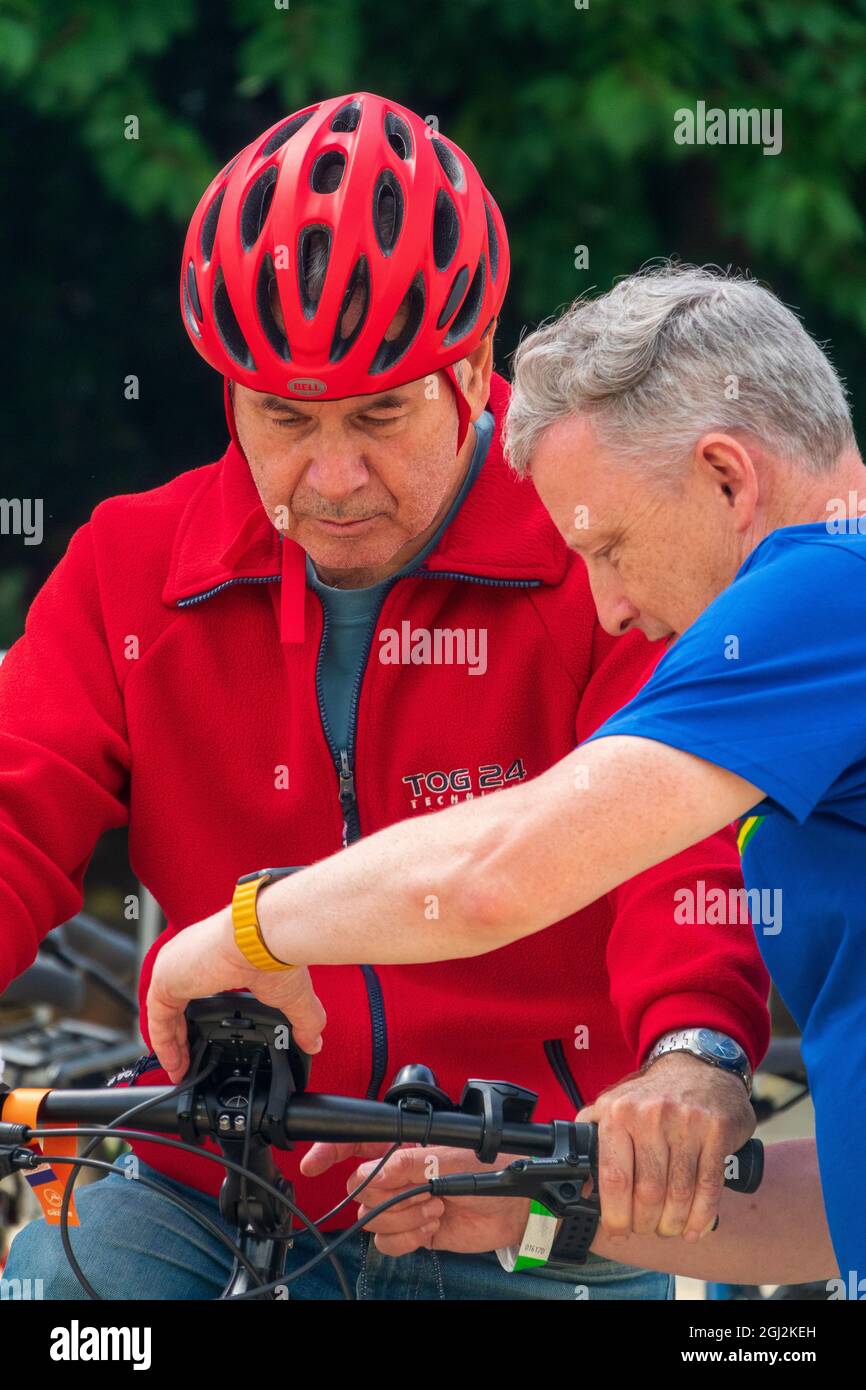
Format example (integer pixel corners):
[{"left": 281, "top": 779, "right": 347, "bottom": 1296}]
[
  {"left": 31, "top": 1150, "right": 266, "bottom": 1291},
  {"left": 226, "top": 1181, "right": 436, "bottom": 1299},
  {"left": 31, "top": 1123, "right": 353, "bottom": 1299},
  {"left": 55, "top": 1059, "right": 218, "bottom": 1298}
]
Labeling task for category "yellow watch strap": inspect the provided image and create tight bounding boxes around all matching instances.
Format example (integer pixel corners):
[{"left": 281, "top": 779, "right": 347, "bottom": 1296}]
[{"left": 232, "top": 872, "right": 296, "bottom": 972}]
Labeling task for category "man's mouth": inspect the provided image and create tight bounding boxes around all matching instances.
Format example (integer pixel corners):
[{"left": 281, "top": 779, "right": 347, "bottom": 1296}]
[{"left": 313, "top": 516, "right": 380, "bottom": 535}]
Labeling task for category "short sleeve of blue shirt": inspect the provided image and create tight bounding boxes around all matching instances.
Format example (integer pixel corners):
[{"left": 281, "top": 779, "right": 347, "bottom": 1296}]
[{"left": 584, "top": 524, "right": 866, "bottom": 825}]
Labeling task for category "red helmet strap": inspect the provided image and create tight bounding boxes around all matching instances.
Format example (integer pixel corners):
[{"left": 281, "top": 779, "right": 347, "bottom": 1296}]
[
  {"left": 443, "top": 362, "right": 473, "bottom": 455},
  {"left": 224, "top": 376, "right": 241, "bottom": 451}
]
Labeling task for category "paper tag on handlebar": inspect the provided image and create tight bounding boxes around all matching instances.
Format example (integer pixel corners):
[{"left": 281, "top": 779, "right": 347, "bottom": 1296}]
[
  {"left": 22, "top": 1137, "right": 80, "bottom": 1226},
  {"left": 1, "top": 1088, "right": 80, "bottom": 1226}
]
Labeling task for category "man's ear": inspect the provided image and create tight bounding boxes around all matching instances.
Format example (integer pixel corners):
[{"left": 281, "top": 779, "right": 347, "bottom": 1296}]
[
  {"left": 695, "top": 431, "right": 760, "bottom": 533},
  {"left": 460, "top": 323, "right": 497, "bottom": 420}
]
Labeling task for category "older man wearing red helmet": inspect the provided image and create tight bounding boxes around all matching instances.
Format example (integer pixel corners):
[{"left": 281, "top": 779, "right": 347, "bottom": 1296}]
[{"left": 1, "top": 93, "right": 768, "bottom": 1300}]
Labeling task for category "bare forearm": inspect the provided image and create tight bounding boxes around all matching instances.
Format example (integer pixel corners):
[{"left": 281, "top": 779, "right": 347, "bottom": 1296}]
[
  {"left": 253, "top": 736, "right": 761, "bottom": 967},
  {"left": 591, "top": 1139, "right": 837, "bottom": 1285},
  {"left": 254, "top": 775, "right": 530, "bottom": 965}
]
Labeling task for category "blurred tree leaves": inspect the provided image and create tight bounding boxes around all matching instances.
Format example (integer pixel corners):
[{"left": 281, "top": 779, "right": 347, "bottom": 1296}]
[{"left": 1, "top": 0, "right": 866, "bottom": 637}]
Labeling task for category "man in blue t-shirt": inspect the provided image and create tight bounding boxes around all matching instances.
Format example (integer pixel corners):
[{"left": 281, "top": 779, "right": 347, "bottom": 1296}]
[{"left": 146, "top": 265, "right": 866, "bottom": 1283}]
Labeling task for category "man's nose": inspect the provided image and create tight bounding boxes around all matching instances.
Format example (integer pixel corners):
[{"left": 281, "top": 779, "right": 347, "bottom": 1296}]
[
  {"left": 588, "top": 569, "right": 640, "bottom": 637},
  {"left": 304, "top": 450, "right": 370, "bottom": 503}
]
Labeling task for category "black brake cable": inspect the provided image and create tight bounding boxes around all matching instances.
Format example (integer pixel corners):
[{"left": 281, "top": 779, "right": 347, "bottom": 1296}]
[
  {"left": 312, "top": 1097, "right": 432, "bottom": 1228},
  {"left": 33, "top": 1123, "right": 352, "bottom": 1300},
  {"left": 312, "top": 1142, "right": 401, "bottom": 1228}
]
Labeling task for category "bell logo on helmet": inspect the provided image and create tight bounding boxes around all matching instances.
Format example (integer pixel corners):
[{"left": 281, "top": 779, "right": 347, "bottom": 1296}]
[{"left": 287, "top": 377, "right": 327, "bottom": 395}]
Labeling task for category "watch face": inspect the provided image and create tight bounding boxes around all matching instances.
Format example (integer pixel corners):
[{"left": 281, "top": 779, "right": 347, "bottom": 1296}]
[{"left": 696, "top": 1028, "right": 743, "bottom": 1062}]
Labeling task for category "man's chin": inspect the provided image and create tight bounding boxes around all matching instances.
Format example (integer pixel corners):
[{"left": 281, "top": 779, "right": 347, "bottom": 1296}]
[{"left": 300, "top": 525, "right": 399, "bottom": 574}]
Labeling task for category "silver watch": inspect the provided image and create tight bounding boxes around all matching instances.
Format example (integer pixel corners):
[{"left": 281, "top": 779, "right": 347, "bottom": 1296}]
[{"left": 644, "top": 1027, "right": 752, "bottom": 1096}]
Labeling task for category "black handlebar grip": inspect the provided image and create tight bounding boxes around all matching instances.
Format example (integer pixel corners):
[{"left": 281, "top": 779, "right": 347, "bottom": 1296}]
[{"left": 724, "top": 1138, "right": 764, "bottom": 1193}]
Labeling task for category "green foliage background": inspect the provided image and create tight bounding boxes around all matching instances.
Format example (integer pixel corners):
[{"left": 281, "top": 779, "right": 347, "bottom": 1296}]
[{"left": 2, "top": 0, "right": 866, "bottom": 643}]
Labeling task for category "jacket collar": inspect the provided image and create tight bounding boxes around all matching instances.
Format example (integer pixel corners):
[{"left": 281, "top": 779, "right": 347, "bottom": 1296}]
[{"left": 163, "top": 371, "right": 567, "bottom": 640}]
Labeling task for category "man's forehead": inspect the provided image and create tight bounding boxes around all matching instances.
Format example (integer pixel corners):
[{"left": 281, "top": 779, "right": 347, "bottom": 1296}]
[
  {"left": 254, "top": 386, "right": 413, "bottom": 412},
  {"left": 532, "top": 414, "right": 600, "bottom": 480},
  {"left": 533, "top": 416, "right": 605, "bottom": 495},
  {"left": 529, "top": 416, "right": 627, "bottom": 541}
]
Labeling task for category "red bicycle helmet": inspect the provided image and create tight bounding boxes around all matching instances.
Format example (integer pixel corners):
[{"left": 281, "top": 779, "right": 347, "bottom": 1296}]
[{"left": 181, "top": 91, "right": 509, "bottom": 453}]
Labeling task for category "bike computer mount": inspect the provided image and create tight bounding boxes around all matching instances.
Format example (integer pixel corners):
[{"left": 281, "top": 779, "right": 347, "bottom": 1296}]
[{"left": 177, "top": 995, "right": 310, "bottom": 1240}]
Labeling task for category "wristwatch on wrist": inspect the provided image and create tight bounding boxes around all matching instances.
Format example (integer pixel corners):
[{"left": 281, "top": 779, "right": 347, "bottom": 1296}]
[
  {"left": 643, "top": 1027, "right": 753, "bottom": 1096},
  {"left": 232, "top": 867, "right": 303, "bottom": 972}
]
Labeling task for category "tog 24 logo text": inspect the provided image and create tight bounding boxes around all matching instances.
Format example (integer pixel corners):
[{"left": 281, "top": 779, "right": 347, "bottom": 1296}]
[{"left": 402, "top": 760, "right": 526, "bottom": 810}]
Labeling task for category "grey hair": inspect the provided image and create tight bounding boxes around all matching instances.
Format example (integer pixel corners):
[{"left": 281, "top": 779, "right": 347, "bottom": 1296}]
[{"left": 504, "top": 263, "right": 855, "bottom": 479}]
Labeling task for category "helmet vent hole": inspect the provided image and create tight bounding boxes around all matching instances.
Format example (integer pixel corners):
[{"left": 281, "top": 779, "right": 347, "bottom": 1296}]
[
  {"left": 256, "top": 254, "right": 291, "bottom": 362},
  {"left": 370, "top": 274, "right": 425, "bottom": 374},
  {"left": 240, "top": 166, "right": 278, "bottom": 251},
  {"left": 436, "top": 265, "right": 469, "bottom": 330},
  {"left": 259, "top": 109, "right": 317, "bottom": 158},
  {"left": 311, "top": 150, "right": 346, "bottom": 194},
  {"left": 330, "top": 256, "right": 370, "bottom": 363},
  {"left": 484, "top": 200, "right": 500, "bottom": 281},
  {"left": 384, "top": 112, "right": 413, "bottom": 160},
  {"left": 200, "top": 186, "right": 225, "bottom": 264},
  {"left": 182, "top": 281, "right": 201, "bottom": 339},
  {"left": 430, "top": 138, "right": 465, "bottom": 191},
  {"left": 443, "top": 254, "right": 486, "bottom": 346},
  {"left": 213, "top": 269, "right": 256, "bottom": 371},
  {"left": 186, "top": 260, "right": 203, "bottom": 320},
  {"left": 298, "top": 225, "right": 332, "bottom": 318},
  {"left": 330, "top": 100, "right": 362, "bottom": 133},
  {"left": 373, "top": 169, "right": 404, "bottom": 256},
  {"left": 432, "top": 189, "right": 460, "bottom": 271}
]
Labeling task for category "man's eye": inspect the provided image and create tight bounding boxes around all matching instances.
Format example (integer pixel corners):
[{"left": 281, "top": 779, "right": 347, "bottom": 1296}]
[
  {"left": 359, "top": 414, "right": 400, "bottom": 427},
  {"left": 269, "top": 415, "right": 304, "bottom": 428}
]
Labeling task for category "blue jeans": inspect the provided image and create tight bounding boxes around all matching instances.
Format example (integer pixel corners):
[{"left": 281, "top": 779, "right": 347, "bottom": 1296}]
[{"left": 5, "top": 1158, "right": 673, "bottom": 1301}]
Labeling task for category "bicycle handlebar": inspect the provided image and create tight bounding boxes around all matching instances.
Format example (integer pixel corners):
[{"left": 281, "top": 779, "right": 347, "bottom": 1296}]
[
  {"left": 0, "top": 993, "right": 764, "bottom": 1299},
  {"left": 0, "top": 1083, "right": 765, "bottom": 1190}
]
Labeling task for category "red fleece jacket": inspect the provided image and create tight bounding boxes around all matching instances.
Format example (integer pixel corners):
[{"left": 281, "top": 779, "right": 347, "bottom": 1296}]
[{"left": 0, "top": 371, "right": 769, "bottom": 1227}]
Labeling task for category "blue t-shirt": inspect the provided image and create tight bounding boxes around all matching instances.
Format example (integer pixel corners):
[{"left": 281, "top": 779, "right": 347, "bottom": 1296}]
[
  {"left": 586, "top": 522, "right": 866, "bottom": 1278},
  {"left": 307, "top": 410, "right": 494, "bottom": 752}
]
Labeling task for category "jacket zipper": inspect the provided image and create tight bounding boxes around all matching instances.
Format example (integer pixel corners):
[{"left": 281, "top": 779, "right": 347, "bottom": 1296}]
[
  {"left": 313, "top": 580, "right": 399, "bottom": 1099},
  {"left": 176, "top": 574, "right": 280, "bottom": 607},
  {"left": 544, "top": 1038, "right": 585, "bottom": 1112},
  {"left": 416, "top": 569, "right": 542, "bottom": 590},
  {"left": 321, "top": 570, "right": 539, "bottom": 1100}
]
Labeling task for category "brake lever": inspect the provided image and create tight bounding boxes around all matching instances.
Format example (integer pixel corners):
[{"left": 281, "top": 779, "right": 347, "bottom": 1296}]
[{"left": 430, "top": 1119, "right": 595, "bottom": 1216}]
